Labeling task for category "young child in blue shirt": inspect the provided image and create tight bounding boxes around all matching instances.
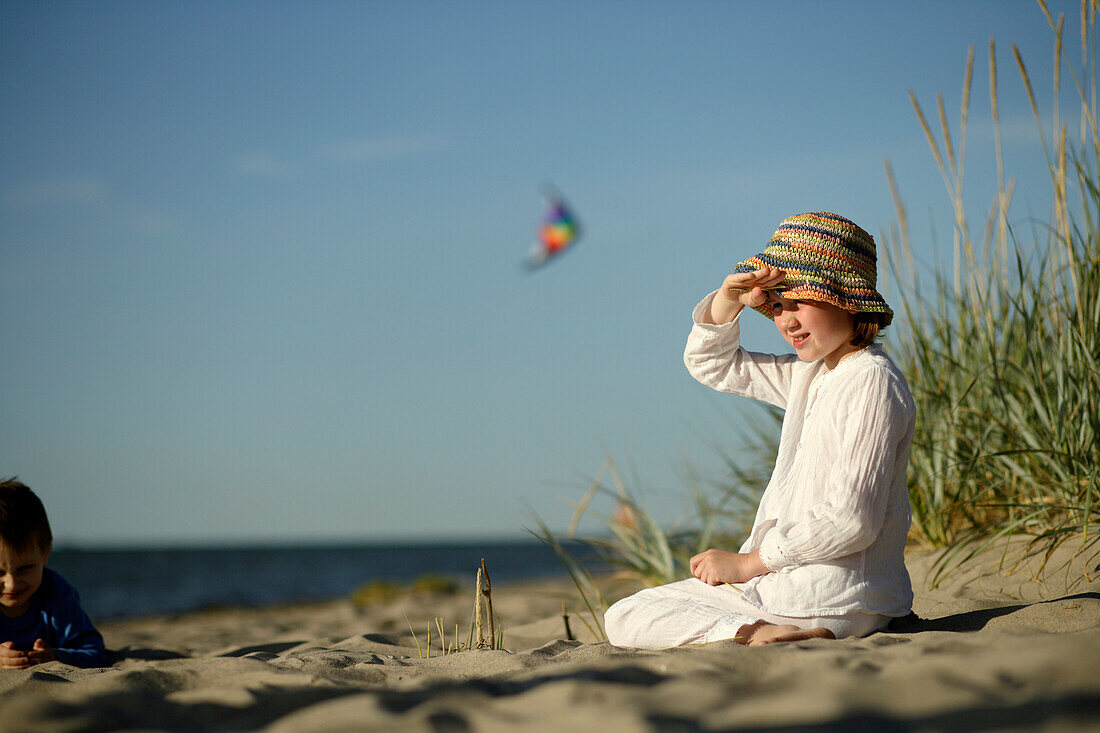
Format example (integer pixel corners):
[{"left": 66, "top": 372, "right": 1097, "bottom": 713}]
[{"left": 0, "top": 478, "right": 110, "bottom": 668}]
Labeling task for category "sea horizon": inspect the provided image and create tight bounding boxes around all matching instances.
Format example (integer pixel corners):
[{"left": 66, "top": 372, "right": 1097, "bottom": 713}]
[
  {"left": 49, "top": 537, "right": 601, "bottom": 621},
  {"left": 50, "top": 530, "right": 561, "bottom": 552}
]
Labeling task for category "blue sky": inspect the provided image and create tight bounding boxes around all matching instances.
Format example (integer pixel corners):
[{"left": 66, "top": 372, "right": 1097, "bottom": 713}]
[{"left": 1, "top": 0, "right": 1076, "bottom": 546}]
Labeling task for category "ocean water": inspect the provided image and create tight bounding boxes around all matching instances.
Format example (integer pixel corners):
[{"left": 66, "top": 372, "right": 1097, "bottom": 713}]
[{"left": 49, "top": 539, "right": 599, "bottom": 621}]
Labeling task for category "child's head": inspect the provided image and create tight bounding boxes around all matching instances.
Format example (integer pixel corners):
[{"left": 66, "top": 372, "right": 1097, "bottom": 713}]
[
  {"left": 735, "top": 211, "right": 892, "bottom": 352},
  {"left": 0, "top": 478, "right": 52, "bottom": 554},
  {"left": 0, "top": 478, "right": 52, "bottom": 617}
]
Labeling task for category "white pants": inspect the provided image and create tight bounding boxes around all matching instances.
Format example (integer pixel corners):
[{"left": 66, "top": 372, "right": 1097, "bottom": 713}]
[{"left": 604, "top": 578, "right": 889, "bottom": 649}]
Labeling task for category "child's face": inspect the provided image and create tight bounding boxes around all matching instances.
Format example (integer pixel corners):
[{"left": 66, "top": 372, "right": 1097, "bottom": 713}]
[
  {"left": 766, "top": 293, "right": 859, "bottom": 369},
  {"left": 0, "top": 541, "right": 49, "bottom": 618}
]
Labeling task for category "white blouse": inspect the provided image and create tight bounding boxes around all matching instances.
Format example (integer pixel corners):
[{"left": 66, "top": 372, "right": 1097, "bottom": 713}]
[{"left": 684, "top": 292, "right": 916, "bottom": 618}]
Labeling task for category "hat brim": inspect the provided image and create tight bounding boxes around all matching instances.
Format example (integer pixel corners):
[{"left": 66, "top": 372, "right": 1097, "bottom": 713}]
[{"left": 733, "top": 256, "right": 893, "bottom": 326}]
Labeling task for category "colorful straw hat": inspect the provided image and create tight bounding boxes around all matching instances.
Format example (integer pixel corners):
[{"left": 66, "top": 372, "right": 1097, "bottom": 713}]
[{"left": 734, "top": 211, "right": 893, "bottom": 326}]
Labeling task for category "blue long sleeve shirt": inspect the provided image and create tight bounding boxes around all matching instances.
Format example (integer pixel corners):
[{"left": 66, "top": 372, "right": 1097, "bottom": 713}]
[{"left": 0, "top": 568, "right": 110, "bottom": 667}]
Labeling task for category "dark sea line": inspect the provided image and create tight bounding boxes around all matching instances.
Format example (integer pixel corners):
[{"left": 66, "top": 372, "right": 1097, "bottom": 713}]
[{"left": 49, "top": 538, "right": 603, "bottom": 621}]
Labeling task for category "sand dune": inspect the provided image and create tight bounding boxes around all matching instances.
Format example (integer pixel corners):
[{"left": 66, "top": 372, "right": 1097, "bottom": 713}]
[{"left": 2, "top": 540, "right": 1098, "bottom": 732}]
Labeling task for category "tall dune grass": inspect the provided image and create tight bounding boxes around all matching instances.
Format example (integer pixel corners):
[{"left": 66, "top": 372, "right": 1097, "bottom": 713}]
[
  {"left": 535, "top": 432, "right": 775, "bottom": 588},
  {"left": 528, "top": 422, "right": 776, "bottom": 636},
  {"left": 882, "top": 0, "right": 1099, "bottom": 585},
  {"left": 539, "top": 1, "right": 1098, "bottom": 606}
]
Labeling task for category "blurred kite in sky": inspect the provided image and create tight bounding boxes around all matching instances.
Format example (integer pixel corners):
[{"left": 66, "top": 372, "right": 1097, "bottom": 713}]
[{"left": 524, "top": 188, "right": 581, "bottom": 270}]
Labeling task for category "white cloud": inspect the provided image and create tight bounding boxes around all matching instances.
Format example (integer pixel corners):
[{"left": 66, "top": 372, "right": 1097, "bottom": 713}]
[
  {"left": 228, "top": 136, "right": 445, "bottom": 179},
  {"left": 3, "top": 177, "right": 108, "bottom": 208},
  {"left": 315, "top": 134, "right": 446, "bottom": 164},
  {"left": 230, "top": 151, "right": 295, "bottom": 179},
  {"left": 2, "top": 175, "right": 179, "bottom": 238}
]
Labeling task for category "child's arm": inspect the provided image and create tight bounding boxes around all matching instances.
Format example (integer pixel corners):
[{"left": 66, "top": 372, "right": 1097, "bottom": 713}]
[
  {"left": 685, "top": 267, "right": 795, "bottom": 408},
  {"left": 700, "top": 267, "right": 785, "bottom": 325},
  {"left": 43, "top": 578, "right": 111, "bottom": 667},
  {"left": 50, "top": 623, "right": 110, "bottom": 667},
  {"left": 49, "top": 605, "right": 110, "bottom": 667}
]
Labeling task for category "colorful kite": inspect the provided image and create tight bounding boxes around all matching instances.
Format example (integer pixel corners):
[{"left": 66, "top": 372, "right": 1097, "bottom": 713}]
[{"left": 524, "top": 188, "right": 581, "bottom": 270}]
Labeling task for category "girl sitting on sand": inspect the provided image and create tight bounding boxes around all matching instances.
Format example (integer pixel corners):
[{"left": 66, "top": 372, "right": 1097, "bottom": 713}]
[{"left": 604, "top": 211, "right": 916, "bottom": 648}]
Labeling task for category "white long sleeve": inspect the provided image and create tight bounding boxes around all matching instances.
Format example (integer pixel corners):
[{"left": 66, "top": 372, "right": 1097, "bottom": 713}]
[{"left": 683, "top": 292, "right": 798, "bottom": 410}]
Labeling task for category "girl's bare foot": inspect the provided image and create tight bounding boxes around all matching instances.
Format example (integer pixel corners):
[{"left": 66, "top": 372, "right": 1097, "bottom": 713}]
[{"left": 734, "top": 620, "right": 835, "bottom": 646}]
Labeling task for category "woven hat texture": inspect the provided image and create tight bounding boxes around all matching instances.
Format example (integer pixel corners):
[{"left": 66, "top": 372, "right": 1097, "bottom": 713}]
[{"left": 734, "top": 211, "right": 893, "bottom": 326}]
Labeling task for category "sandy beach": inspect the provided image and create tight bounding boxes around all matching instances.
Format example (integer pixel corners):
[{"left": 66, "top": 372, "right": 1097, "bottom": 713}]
[{"left": 1, "top": 539, "right": 1097, "bottom": 732}]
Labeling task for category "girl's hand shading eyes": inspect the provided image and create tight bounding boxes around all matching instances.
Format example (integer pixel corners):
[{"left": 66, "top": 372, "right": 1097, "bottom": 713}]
[
  {"left": 704, "top": 267, "right": 786, "bottom": 324},
  {"left": 724, "top": 267, "right": 786, "bottom": 305}
]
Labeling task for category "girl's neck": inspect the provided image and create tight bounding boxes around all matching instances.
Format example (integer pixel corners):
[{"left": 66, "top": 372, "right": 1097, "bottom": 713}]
[{"left": 825, "top": 343, "right": 869, "bottom": 370}]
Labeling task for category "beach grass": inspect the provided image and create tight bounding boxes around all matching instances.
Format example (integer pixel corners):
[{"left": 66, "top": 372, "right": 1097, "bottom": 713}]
[
  {"left": 529, "top": 445, "right": 773, "bottom": 629},
  {"left": 567, "top": 450, "right": 771, "bottom": 589},
  {"left": 882, "top": 0, "right": 1099, "bottom": 586},
  {"left": 398, "top": 560, "right": 507, "bottom": 658},
  {"left": 538, "top": 1, "right": 1098, "bottom": 601}
]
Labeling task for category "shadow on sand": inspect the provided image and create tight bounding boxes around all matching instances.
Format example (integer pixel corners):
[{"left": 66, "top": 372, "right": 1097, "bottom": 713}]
[{"left": 883, "top": 592, "right": 1099, "bottom": 634}]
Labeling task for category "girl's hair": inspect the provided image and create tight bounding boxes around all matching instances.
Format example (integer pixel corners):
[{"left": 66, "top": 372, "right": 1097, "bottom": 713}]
[{"left": 850, "top": 312, "right": 889, "bottom": 348}]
